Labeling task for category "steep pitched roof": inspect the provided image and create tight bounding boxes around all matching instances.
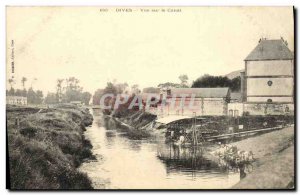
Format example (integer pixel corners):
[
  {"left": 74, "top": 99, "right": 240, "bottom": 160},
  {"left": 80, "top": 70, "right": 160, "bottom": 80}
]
[
  {"left": 245, "top": 39, "right": 294, "bottom": 61},
  {"left": 170, "top": 88, "right": 229, "bottom": 98},
  {"left": 142, "top": 87, "right": 160, "bottom": 93}
]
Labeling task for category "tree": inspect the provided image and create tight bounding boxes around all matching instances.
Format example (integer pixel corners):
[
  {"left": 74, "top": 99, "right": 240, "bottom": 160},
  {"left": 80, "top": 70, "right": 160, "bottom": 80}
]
[
  {"left": 42, "top": 76, "right": 92, "bottom": 104},
  {"left": 115, "top": 82, "right": 129, "bottom": 94},
  {"left": 30, "top": 78, "right": 37, "bottom": 89},
  {"left": 178, "top": 74, "right": 189, "bottom": 87},
  {"left": 36, "top": 90, "right": 44, "bottom": 104},
  {"left": 21, "top": 77, "right": 27, "bottom": 89},
  {"left": 15, "top": 89, "right": 23, "bottom": 96},
  {"left": 81, "top": 92, "right": 92, "bottom": 105},
  {"left": 104, "top": 82, "right": 118, "bottom": 95},
  {"left": 157, "top": 82, "right": 180, "bottom": 89},
  {"left": 66, "top": 77, "right": 81, "bottom": 91},
  {"left": 102, "top": 82, "right": 118, "bottom": 108},
  {"left": 192, "top": 74, "right": 230, "bottom": 88},
  {"left": 45, "top": 93, "right": 58, "bottom": 104},
  {"left": 21, "top": 89, "right": 27, "bottom": 97},
  {"left": 27, "top": 88, "right": 43, "bottom": 104},
  {"left": 27, "top": 88, "right": 35, "bottom": 104},
  {"left": 230, "top": 76, "right": 241, "bottom": 92},
  {"left": 192, "top": 74, "right": 241, "bottom": 92},
  {"left": 8, "top": 88, "right": 15, "bottom": 96},
  {"left": 56, "top": 79, "right": 64, "bottom": 103},
  {"left": 131, "top": 84, "right": 140, "bottom": 95},
  {"left": 63, "top": 77, "right": 83, "bottom": 102},
  {"left": 8, "top": 78, "right": 15, "bottom": 89},
  {"left": 92, "top": 89, "right": 104, "bottom": 105}
]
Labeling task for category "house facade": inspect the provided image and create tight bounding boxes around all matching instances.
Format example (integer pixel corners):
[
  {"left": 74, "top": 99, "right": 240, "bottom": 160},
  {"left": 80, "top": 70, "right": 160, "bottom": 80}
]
[
  {"left": 162, "top": 88, "right": 230, "bottom": 116},
  {"left": 242, "top": 39, "right": 294, "bottom": 103},
  {"left": 230, "top": 38, "right": 294, "bottom": 116},
  {"left": 7, "top": 96, "right": 27, "bottom": 105}
]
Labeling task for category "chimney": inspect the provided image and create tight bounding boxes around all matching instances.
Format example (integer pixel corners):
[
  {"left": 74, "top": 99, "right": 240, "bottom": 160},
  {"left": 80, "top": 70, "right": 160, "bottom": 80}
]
[{"left": 240, "top": 71, "right": 246, "bottom": 102}]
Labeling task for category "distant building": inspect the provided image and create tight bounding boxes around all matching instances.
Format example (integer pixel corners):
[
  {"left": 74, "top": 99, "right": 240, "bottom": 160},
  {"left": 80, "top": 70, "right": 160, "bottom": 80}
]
[
  {"left": 242, "top": 38, "right": 294, "bottom": 103},
  {"left": 6, "top": 96, "right": 27, "bottom": 105},
  {"left": 163, "top": 87, "right": 230, "bottom": 116}
]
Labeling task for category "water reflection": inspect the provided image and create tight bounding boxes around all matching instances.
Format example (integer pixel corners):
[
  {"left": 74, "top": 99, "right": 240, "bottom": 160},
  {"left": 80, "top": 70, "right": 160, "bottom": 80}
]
[
  {"left": 104, "top": 131, "right": 116, "bottom": 148},
  {"left": 79, "top": 110, "right": 241, "bottom": 189},
  {"left": 157, "top": 144, "right": 229, "bottom": 178}
]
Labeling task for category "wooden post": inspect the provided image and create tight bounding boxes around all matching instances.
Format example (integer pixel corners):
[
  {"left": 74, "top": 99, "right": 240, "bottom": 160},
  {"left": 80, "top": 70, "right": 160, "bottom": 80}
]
[
  {"left": 15, "top": 117, "right": 20, "bottom": 128},
  {"left": 192, "top": 112, "right": 197, "bottom": 146}
]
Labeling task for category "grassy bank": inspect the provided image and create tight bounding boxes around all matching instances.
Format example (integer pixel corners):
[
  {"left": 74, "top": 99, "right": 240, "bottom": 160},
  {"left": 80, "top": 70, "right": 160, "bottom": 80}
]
[
  {"left": 7, "top": 104, "right": 94, "bottom": 189},
  {"left": 231, "top": 126, "right": 294, "bottom": 189}
]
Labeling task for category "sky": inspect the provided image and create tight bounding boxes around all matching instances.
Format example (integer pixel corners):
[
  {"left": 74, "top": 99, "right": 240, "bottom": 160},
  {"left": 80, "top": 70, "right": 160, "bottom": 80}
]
[{"left": 6, "top": 6, "right": 294, "bottom": 95}]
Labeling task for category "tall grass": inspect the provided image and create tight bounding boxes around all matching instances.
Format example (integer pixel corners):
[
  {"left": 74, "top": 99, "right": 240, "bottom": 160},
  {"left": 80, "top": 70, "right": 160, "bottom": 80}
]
[{"left": 7, "top": 104, "right": 94, "bottom": 189}]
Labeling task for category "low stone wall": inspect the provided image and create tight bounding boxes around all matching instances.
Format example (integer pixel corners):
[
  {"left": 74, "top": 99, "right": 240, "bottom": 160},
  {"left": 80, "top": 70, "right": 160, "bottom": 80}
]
[{"left": 228, "top": 102, "right": 294, "bottom": 116}]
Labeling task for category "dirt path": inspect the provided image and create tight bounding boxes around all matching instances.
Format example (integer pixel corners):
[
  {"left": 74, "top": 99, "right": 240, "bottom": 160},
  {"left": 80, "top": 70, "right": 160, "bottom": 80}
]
[{"left": 231, "top": 126, "right": 294, "bottom": 189}]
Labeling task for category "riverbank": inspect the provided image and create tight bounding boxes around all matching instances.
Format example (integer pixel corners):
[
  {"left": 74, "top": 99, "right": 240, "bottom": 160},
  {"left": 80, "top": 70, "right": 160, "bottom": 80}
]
[
  {"left": 108, "top": 110, "right": 157, "bottom": 139},
  {"left": 108, "top": 110, "right": 294, "bottom": 141},
  {"left": 7, "top": 104, "right": 94, "bottom": 189},
  {"left": 231, "top": 126, "right": 294, "bottom": 189}
]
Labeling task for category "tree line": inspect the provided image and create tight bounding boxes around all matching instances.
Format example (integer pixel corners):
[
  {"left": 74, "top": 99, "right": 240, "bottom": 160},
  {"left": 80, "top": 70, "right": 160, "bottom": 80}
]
[
  {"left": 157, "top": 74, "right": 240, "bottom": 91},
  {"left": 192, "top": 74, "right": 241, "bottom": 92},
  {"left": 7, "top": 76, "right": 92, "bottom": 105},
  {"left": 45, "top": 77, "right": 92, "bottom": 105},
  {"left": 7, "top": 77, "right": 43, "bottom": 104},
  {"left": 92, "top": 74, "right": 241, "bottom": 106},
  {"left": 7, "top": 87, "right": 44, "bottom": 104}
]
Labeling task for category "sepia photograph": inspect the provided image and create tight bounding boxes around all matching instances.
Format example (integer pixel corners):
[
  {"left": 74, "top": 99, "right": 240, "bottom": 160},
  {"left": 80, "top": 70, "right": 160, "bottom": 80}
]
[{"left": 6, "top": 6, "right": 295, "bottom": 190}]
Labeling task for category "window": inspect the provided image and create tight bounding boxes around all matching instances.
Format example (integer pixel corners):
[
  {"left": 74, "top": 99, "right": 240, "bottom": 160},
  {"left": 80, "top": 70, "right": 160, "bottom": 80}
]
[
  {"left": 234, "top": 110, "right": 239, "bottom": 117},
  {"left": 228, "top": 109, "right": 233, "bottom": 117},
  {"left": 285, "top": 106, "right": 290, "bottom": 112},
  {"left": 267, "top": 80, "right": 273, "bottom": 86},
  {"left": 167, "top": 89, "right": 171, "bottom": 96}
]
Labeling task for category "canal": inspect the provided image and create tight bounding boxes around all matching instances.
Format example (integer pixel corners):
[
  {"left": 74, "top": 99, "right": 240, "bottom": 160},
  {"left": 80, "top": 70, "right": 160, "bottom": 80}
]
[{"left": 79, "top": 109, "right": 241, "bottom": 189}]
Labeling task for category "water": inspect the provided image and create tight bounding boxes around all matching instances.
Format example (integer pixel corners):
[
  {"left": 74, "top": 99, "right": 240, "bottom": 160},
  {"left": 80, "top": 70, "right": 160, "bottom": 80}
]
[{"left": 79, "top": 110, "right": 240, "bottom": 189}]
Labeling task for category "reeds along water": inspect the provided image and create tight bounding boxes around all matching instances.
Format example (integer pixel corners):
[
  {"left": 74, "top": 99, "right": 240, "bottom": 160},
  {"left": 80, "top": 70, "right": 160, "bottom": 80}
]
[
  {"left": 156, "top": 142, "right": 254, "bottom": 180},
  {"left": 157, "top": 144, "right": 221, "bottom": 173}
]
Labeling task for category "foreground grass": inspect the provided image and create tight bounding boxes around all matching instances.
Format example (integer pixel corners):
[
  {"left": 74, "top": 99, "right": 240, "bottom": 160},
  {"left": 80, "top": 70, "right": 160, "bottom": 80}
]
[
  {"left": 7, "top": 104, "right": 94, "bottom": 190},
  {"left": 231, "top": 126, "right": 294, "bottom": 189}
]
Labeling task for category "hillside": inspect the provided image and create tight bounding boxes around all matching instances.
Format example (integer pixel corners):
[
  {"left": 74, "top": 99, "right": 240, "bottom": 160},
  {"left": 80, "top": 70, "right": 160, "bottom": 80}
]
[{"left": 225, "top": 69, "right": 244, "bottom": 79}]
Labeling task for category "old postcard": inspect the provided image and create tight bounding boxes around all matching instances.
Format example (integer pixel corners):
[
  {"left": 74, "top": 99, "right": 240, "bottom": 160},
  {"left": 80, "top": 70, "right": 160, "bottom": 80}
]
[{"left": 6, "top": 6, "right": 295, "bottom": 190}]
